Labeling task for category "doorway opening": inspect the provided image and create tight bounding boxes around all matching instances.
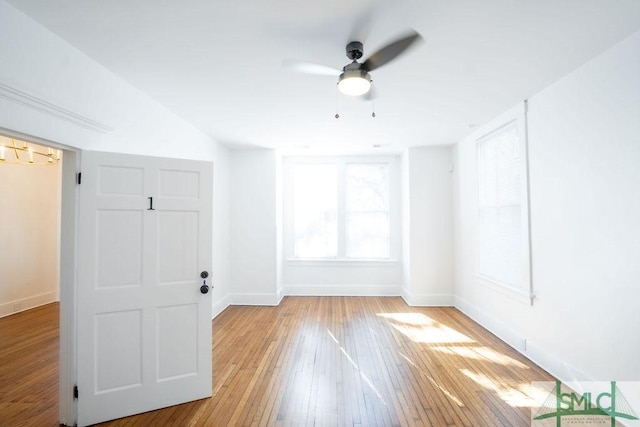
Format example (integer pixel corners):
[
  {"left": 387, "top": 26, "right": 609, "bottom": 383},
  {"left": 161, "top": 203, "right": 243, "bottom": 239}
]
[
  {"left": 0, "top": 129, "right": 78, "bottom": 426},
  {"left": 0, "top": 134, "right": 62, "bottom": 317}
]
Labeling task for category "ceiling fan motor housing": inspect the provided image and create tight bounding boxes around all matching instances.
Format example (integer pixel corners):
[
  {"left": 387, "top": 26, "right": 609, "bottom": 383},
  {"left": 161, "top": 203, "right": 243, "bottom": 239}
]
[{"left": 346, "top": 41, "right": 364, "bottom": 60}]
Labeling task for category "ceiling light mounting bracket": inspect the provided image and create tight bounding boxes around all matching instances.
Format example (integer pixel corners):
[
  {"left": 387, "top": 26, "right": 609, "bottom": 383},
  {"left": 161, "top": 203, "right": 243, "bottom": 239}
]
[{"left": 346, "top": 41, "right": 364, "bottom": 61}]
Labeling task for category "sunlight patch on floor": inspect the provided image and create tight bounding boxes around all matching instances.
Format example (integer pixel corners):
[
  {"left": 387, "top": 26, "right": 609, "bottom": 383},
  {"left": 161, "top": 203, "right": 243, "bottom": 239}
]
[
  {"left": 460, "top": 369, "right": 548, "bottom": 408},
  {"left": 432, "top": 345, "right": 529, "bottom": 369},
  {"left": 377, "top": 313, "right": 474, "bottom": 344}
]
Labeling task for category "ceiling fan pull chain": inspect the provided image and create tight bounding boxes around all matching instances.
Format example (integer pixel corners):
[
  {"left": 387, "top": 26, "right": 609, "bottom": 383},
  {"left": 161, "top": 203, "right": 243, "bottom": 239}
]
[
  {"left": 371, "top": 81, "right": 376, "bottom": 118},
  {"left": 335, "top": 83, "right": 340, "bottom": 119}
]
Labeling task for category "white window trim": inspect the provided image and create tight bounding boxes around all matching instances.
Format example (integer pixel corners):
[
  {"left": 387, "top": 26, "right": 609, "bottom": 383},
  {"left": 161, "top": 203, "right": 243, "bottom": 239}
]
[
  {"left": 284, "top": 259, "right": 400, "bottom": 267},
  {"left": 283, "top": 155, "right": 402, "bottom": 264},
  {"left": 475, "top": 101, "right": 534, "bottom": 305}
]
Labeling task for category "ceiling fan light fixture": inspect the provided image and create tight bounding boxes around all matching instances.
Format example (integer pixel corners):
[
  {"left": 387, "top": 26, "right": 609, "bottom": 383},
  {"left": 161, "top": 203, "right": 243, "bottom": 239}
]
[{"left": 338, "top": 69, "right": 372, "bottom": 96}]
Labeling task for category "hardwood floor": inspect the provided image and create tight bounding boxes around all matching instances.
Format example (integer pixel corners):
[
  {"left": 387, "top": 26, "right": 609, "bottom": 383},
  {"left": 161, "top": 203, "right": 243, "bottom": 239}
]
[
  {"left": 0, "top": 297, "right": 554, "bottom": 426},
  {"left": 0, "top": 303, "right": 59, "bottom": 427}
]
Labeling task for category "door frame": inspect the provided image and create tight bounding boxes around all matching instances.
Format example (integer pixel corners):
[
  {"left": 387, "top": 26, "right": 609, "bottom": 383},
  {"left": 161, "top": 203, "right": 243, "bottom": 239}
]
[
  {"left": 0, "top": 127, "right": 78, "bottom": 425},
  {"left": 59, "top": 147, "right": 79, "bottom": 426}
]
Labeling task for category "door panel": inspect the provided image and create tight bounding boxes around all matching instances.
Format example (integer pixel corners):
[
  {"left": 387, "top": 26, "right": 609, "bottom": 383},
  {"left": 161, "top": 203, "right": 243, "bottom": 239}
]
[
  {"left": 158, "top": 169, "right": 200, "bottom": 198},
  {"left": 157, "top": 304, "right": 199, "bottom": 380},
  {"left": 95, "top": 310, "right": 143, "bottom": 392},
  {"left": 97, "top": 210, "right": 144, "bottom": 288},
  {"left": 158, "top": 211, "right": 198, "bottom": 283},
  {"left": 97, "top": 165, "right": 145, "bottom": 196},
  {"left": 77, "top": 151, "right": 213, "bottom": 426}
]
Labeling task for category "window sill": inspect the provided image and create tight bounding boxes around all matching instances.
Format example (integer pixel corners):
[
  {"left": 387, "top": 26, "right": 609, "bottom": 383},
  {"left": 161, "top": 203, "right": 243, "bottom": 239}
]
[{"left": 286, "top": 258, "right": 400, "bottom": 268}]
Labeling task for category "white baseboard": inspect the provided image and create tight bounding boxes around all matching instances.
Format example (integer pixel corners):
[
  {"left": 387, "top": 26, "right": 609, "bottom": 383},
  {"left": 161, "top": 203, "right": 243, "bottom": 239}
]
[
  {"left": 230, "top": 293, "right": 281, "bottom": 306},
  {"left": 0, "top": 291, "right": 59, "bottom": 318},
  {"left": 212, "top": 295, "right": 231, "bottom": 319},
  {"left": 283, "top": 284, "right": 402, "bottom": 297},
  {"left": 454, "top": 295, "right": 594, "bottom": 383},
  {"left": 217, "top": 287, "right": 453, "bottom": 311},
  {"left": 402, "top": 291, "right": 454, "bottom": 306},
  {"left": 212, "top": 292, "right": 283, "bottom": 318}
]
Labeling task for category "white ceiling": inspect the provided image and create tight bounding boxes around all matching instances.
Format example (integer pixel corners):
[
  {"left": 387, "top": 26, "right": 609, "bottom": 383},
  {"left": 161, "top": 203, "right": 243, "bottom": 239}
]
[{"left": 7, "top": 0, "right": 640, "bottom": 153}]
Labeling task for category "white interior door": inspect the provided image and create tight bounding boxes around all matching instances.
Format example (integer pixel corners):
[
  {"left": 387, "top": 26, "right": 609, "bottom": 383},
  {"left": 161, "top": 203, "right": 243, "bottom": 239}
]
[{"left": 76, "top": 151, "right": 213, "bottom": 426}]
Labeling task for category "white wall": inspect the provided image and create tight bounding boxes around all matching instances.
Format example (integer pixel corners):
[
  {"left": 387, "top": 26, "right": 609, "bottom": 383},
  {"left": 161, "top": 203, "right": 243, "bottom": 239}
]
[
  {"left": 401, "top": 151, "right": 412, "bottom": 296},
  {"left": 229, "top": 149, "right": 279, "bottom": 305},
  {"left": 402, "top": 147, "right": 454, "bottom": 305},
  {"left": 0, "top": 146, "right": 61, "bottom": 317},
  {"left": 283, "top": 262, "right": 402, "bottom": 296},
  {"left": 211, "top": 145, "right": 231, "bottom": 317},
  {"left": 276, "top": 151, "right": 454, "bottom": 300},
  {"left": 0, "top": 0, "right": 213, "bottom": 160},
  {"left": 453, "top": 30, "right": 640, "bottom": 381},
  {"left": 275, "top": 154, "right": 284, "bottom": 298}
]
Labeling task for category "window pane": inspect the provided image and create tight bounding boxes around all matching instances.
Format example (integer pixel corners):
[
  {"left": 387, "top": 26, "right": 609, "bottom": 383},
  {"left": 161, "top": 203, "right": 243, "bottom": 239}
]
[
  {"left": 478, "top": 139, "right": 498, "bottom": 207},
  {"left": 293, "top": 164, "right": 337, "bottom": 257},
  {"left": 346, "top": 213, "right": 390, "bottom": 258},
  {"left": 477, "top": 206, "right": 521, "bottom": 287},
  {"left": 346, "top": 164, "right": 389, "bottom": 211},
  {"left": 346, "top": 163, "right": 391, "bottom": 258},
  {"left": 495, "top": 125, "right": 520, "bottom": 206},
  {"left": 477, "top": 121, "right": 523, "bottom": 288},
  {"left": 478, "top": 123, "right": 520, "bottom": 208}
]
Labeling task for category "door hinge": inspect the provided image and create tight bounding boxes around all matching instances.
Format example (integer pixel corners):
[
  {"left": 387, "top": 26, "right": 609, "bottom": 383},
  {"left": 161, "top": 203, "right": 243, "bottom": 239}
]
[
  {"left": 73, "top": 385, "right": 78, "bottom": 399},
  {"left": 76, "top": 172, "right": 82, "bottom": 185}
]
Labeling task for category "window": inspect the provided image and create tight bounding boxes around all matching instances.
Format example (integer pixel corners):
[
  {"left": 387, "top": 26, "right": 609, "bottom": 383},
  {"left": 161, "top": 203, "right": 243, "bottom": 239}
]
[
  {"left": 285, "top": 157, "right": 397, "bottom": 261},
  {"left": 477, "top": 119, "right": 530, "bottom": 291}
]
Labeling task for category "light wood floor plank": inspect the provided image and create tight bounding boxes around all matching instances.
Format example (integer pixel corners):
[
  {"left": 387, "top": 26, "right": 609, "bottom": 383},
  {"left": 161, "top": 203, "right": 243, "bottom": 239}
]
[{"left": 0, "top": 297, "right": 558, "bottom": 426}]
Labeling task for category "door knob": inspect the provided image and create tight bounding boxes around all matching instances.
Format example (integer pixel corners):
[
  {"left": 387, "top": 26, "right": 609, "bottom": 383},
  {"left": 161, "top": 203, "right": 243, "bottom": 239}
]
[{"left": 200, "top": 284, "right": 209, "bottom": 294}]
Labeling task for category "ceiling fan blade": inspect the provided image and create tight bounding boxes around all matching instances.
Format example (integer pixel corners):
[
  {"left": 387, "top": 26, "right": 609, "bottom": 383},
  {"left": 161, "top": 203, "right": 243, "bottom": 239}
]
[
  {"left": 348, "top": 0, "right": 394, "bottom": 45},
  {"left": 282, "top": 59, "right": 341, "bottom": 76},
  {"left": 362, "top": 29, "right": 423, "bottom": 72},
  {"left": 348, "top": 3, "right": 374, "bottom": 45}
]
